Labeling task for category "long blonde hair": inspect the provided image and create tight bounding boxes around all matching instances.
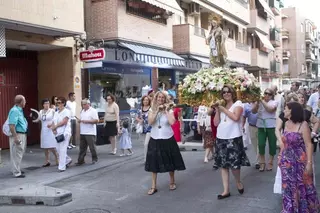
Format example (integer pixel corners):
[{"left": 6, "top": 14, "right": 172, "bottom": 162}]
[{"left": 151, "top": 91, "right": 171, "bottom": 112}]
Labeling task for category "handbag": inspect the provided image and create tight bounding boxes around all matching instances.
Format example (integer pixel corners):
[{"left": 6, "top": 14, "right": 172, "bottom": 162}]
[
  {"left": 55, "top": 134, "right": 65, "bottom": 143},
  {"left": 55, "top": 125, "right": 67, "bottom": 143}
]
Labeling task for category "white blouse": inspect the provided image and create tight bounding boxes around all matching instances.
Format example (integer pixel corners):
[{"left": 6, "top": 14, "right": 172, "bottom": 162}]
[
  {"left": 150, "top": 110, "right": 174, "bottom": 140},
  {"left": 197, "top": 106, "right": 211, "bottom": 128},
  {"left": 217, "top": 100, "right": 243, "bottom": 140}
]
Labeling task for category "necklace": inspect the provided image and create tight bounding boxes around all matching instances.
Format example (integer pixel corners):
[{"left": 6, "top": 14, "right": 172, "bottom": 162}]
[{"left": 157, "top": 112, "right": 162, "bottom": 129}]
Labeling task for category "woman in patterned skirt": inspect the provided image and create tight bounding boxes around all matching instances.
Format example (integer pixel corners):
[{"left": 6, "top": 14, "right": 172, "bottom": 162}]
[
  {"left": 213, "top": 85, "right": 250, "bottom": 200},
  {"left": 279, "top": 101, "right": 319, "bottom": 212}
]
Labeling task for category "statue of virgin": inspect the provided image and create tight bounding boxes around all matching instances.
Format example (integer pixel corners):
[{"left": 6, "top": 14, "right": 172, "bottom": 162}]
[{"left": 206, "top": 15, "right": 228, "bottom": 67}]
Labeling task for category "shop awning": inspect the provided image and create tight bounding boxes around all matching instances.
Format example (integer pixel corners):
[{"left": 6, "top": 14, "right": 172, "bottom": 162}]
[
  {"left": 191, "top": 0, "right": 223, "bottom": 16},
  {"left": 255, "top": 30, "right": 275, "bottom": 51},
  {"left": 141, "top": 0, "right": 184, "bottom": 17},
  {"left": 190, "top": 55, "right": 210, "bottom": 64},
  {"left": 257, "top": 0, "right": 274, "bottom": 18},
  {"left": 118, "top": 41, "right": 185, "bottom": 66}
]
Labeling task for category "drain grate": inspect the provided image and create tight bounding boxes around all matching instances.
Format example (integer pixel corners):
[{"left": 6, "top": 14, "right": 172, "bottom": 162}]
[{"left": 69, "top": 209, "right": 111, "bottom": 213}]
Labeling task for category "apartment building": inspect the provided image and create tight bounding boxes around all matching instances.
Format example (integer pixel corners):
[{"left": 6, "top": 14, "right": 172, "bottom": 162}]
[
  {"left": 0, "top": 1, "right": 85, "bottom": 148},
  {"left": 281, "top": 7, "right": 319, "bottom": 89}
]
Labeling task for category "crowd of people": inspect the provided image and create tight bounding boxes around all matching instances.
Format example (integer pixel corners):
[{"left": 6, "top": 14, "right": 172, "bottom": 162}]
[{"left": 4, "top": 81, "right": 320, "bottom": 212}]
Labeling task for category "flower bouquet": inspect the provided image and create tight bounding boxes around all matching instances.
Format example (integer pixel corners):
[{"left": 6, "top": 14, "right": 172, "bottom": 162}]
[{"left": 178, "top": 67, "right": 261, "bottom": 106}]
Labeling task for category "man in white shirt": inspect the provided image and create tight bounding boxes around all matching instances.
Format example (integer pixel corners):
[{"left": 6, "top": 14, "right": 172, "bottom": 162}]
[
  {"left": 76, "top": 99, "right": 99, "bottom": 165},
  {"left": 66, "top": 92, "right": 77, "bottom": 149},
  {"left": 307, "top": 84, "right": 320, "bottom": 115}
]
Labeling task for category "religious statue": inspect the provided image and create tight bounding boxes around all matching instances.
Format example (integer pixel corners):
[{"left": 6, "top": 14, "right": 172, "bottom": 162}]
[{"left": 206, "top": 13, "right": 228, "bottom": 67}]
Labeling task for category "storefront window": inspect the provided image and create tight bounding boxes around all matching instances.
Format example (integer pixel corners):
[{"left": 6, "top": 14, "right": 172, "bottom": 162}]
[
  {"left": 175, "top": 71, "right": 193, "bottom": 85},
  {"left": 88, "top": 64, "right": 151, "bottom": 112}
]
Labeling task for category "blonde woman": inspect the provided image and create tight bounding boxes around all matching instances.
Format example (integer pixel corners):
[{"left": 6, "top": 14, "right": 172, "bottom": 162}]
[{"left": 145, "top": 91, "right": 186, "bottom": 195}]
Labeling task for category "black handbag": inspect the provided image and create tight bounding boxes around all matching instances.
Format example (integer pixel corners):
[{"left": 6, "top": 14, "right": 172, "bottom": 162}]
[
  {"left": 55, "top": 125, "right": 67, "bottom": 143},
  {"left": 55, "top": 134, "right": 65, "bottom": 143}
]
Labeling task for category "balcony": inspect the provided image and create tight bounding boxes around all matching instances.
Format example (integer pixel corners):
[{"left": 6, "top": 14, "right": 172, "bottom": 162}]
[
  {"left": 282, "top": 29, "right": 289, "bottom": 39},
  {"left": 172, "top": 24, "right": 251, "bottom": 65},
  {"left": 270, "top": 28, "right": 281, "bottom": 47},
  {"left": 269, "top": 0, "right": 281, "bottom": 15},
  {"left": 283, "top": 51, "right": 290, "bottom": 60},
  {"left": 213, "top": 0, "right": 250, "bottom": 24},
  {"left": 226, "top": 39, "right": 251, "bottom": 65},
  {"left": 0, "top": 0, "right": 84, "bottom": 35},
  {"left": 270, "top": 60, "right": 281, "bottom": 72},
  {"left": 313, "top": 38, "right": 319, "bottom": 48},
  {"left": 251, "top": 48, "right": 269, "bottom": 69},
  {"left": 305, "top": 32, "right": 315, "bottom": 44},
  {"left": 248, "top": 10, "right": 269, "bottom": 35},
  {"left": 306, "top": 50, "right": 316, "bottom": 62}
]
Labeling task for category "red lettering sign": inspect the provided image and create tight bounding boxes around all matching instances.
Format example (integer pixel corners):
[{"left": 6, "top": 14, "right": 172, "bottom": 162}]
[{"left": 80, "top": 48, "right": 105, "bottom": 62}]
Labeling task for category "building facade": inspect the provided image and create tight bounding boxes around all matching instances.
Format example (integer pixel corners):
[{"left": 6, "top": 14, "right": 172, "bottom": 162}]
[
  {"left": 0, "top": 1, "right": 85, "bottom": 148},
  {"left": 281, "top": 7, "right": 319, "bottom": 89}
]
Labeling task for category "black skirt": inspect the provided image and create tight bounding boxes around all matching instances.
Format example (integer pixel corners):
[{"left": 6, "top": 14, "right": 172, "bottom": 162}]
[
  {"left": 145, "top": 136, "right": 186, "bottom": 173},
  {"left": 104, "top": 121, "right": 118, "bottom": 137}
]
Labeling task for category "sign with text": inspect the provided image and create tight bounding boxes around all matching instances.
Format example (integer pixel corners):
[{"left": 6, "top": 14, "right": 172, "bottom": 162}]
[{"left": 80, "top": 48, "right": 105, "bottom": 62}]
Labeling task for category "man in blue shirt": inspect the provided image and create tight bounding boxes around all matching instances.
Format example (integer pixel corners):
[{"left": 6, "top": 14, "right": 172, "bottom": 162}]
[
  {"left": 8, "top": 95, "right": 28, "bottom": 178},
  {"left": 242, "top": 102, "right": 259, "bottom": 169}
]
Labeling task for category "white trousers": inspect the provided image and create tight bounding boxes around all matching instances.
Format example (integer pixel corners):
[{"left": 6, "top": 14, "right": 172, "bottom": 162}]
[
  {"left": 9, "top": 133, "right": 27, "bottom": 177},
  {"left": 144, "top": 133, "right": 151, "bottom": 162},
  {"left": 56, "top": 134, "right": 72, "bottom": 171}
]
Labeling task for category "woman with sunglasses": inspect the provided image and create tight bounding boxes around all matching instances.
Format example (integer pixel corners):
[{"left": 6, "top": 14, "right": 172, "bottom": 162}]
[
  {"left": 253, "top": 88, "right": 278, "bottom": 172},
  {"left": 213, "top": 85, "right": 250, "bottom": 200},
  {"left": 34, "top": 99, "right": 59, "bottom": 167},
  {"left": 49, "top": 97, "right": 73, "bottom": 172}
]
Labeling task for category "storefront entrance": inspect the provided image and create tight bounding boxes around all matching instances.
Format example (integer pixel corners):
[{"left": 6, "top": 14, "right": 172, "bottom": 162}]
[{"left": 0, "top": 49, "right": 39, "bottom": 148}]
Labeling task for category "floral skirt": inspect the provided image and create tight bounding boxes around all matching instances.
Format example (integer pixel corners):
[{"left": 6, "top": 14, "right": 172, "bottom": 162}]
[
  {"left": 214, "top": 136, "right": 250, "bottom": 170},
  {"left": 200, "top": 126, "right": 215, "bottom": 149},
  {"left": 145, "top": 136, "right": 186, "bottom": 173}
]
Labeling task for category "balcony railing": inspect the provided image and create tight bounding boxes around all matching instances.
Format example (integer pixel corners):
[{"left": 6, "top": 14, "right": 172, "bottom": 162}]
[
  {"left": 236, "top": 42, "right": 250, "bottom": 52},
  {"left": 251, "top": 49, "right": 269, "bottom": 69},
  {"left": 194, "top": 26, "right": 206, "bottom": 37},
  {"left": 269, "top": 0, "right": 280, "bottom": 15},
  {"left": 282, "top": 29, "right": 289, "bottom": 39},
  {"left": 270, "top": 60, "right": 281, "bottom": 72},
  {"left": 270, "top": 28, "right": 281, "bottom": 43},
  {"left": 283, "top": 51, "right": 290, "bottom": 60},
  {"left": 305, "top": 32, "right": 315, "bottom": 43},
  {"left": 306, "top": 50, "right": 316, "bottom": 61}
]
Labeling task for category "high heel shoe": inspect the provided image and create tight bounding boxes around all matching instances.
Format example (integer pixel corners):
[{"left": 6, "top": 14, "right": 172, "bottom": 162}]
[
  {"left": 42, "top": 162, "right": 50, "bottom": 167},
  {"left": 237, "top": 183, "right": 244, "bottom": 194}
]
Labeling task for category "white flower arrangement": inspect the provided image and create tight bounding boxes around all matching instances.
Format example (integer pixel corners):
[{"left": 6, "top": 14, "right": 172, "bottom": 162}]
[{"left": 178, "top": 67, "right": 261, "bottom": 106}]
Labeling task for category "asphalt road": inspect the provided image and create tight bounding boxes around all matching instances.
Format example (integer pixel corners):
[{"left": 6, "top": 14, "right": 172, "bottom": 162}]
[{"left": 0, "top": 145, "right": 290, "bottom": 213}]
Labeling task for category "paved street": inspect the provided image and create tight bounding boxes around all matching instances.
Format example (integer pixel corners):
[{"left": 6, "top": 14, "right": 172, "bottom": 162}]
[{"left": 0, "top": 138, "right": 319, "bottom": 213}]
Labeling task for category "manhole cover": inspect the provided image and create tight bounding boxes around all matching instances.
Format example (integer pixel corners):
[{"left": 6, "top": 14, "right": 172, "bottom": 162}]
[{"left": 69, "top": 209, "right": 111, "bottom": 213}]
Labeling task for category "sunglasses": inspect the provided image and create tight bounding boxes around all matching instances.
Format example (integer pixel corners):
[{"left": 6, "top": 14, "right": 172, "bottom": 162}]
[
  {"left": 222, "top": 91, "right": 231, "bottom": 94},
  {"left": 264, "top": 92, "right": 272, "bottom": 96}
]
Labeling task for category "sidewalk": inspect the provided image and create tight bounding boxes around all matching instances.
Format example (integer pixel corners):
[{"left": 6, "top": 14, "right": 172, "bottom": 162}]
[{"left": 0, "top": 134, "right": 145, "bottom": 191}]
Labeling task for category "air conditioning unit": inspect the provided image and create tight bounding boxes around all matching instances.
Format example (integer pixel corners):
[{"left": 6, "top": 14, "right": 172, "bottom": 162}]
[{"left": 188, "top": 3, "right": 200, "bottom": 16}]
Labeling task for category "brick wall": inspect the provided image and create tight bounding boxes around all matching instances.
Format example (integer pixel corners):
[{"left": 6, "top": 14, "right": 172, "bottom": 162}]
[{"left": 85, "top": 0, "right": 118, "bottom": 40}]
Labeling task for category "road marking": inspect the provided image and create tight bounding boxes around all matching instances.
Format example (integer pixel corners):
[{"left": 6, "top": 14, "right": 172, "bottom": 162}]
[{"left": 115, "top": 194, "right": 129, "bottom": 201}]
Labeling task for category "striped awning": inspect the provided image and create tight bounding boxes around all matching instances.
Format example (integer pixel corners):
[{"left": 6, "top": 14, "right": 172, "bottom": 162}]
[
  {"left": 119, "top": 42, "right": 185, "bottom": 67},
  {"left": 255, "top": 30, "right": 275, "bottom": 51},
  {"left": 141, "top": 0, "right": 184, "bottom": 17}
]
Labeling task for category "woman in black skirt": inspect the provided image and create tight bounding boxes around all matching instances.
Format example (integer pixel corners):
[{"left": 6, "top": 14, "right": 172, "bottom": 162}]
[
  {"left": 104, "top": 94, "right": 120, "bottom": 155},
  {"left": 145, "top": 91, "right": 186, "bottom": 195},
  {"left": 213, "top": 85, "right": 250, "bottom": 200}
]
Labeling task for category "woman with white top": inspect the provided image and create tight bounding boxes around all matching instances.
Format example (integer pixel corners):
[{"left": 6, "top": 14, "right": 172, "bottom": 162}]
[
  {"left": 49, "top": 97, "right": 73, "bottom": 172},
  {"left": 145, "top": 91, "right": 186, "bottom": 195},
  {"left": 252, "top": 88, "right": 278, "bottom": 172},
  {"left": 197, "top": 105, "right": 215, "bottom": 163},
  {"left": 34, "top": 99, "right": 59, "bottom": 167},
  {"left": 213, "top": 85, "right": 250, "bottom": 200}
]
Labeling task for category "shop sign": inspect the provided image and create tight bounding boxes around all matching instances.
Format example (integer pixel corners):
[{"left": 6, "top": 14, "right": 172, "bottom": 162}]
[
  {"left": 104, "top": 48, "right": 185, "bottom": 68},
  {"left": 80, "top": 48, "right": 105, "bottom": 62}
]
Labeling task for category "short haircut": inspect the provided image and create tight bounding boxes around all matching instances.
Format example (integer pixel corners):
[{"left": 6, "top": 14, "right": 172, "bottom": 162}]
[
  {"left": 41, "top": 98, "right": 50, "bottom": 105},
  {"left": 57, "top": 97, "right": 67, "bottom": 106},
  {"left": 68, "top": 92, "right": 75, "bottom": 98},
  {"left": 81, "top": 98, "right": 91, "bottom": 104},
  {"left": 14, "top": 95, "right": 25, "bottom": 105},
  {"left": 106, "top": 93, "right": 115, "bottom": 102},
  {"left": 286, "top": 102, "right": 304, "bottom": 123}
]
